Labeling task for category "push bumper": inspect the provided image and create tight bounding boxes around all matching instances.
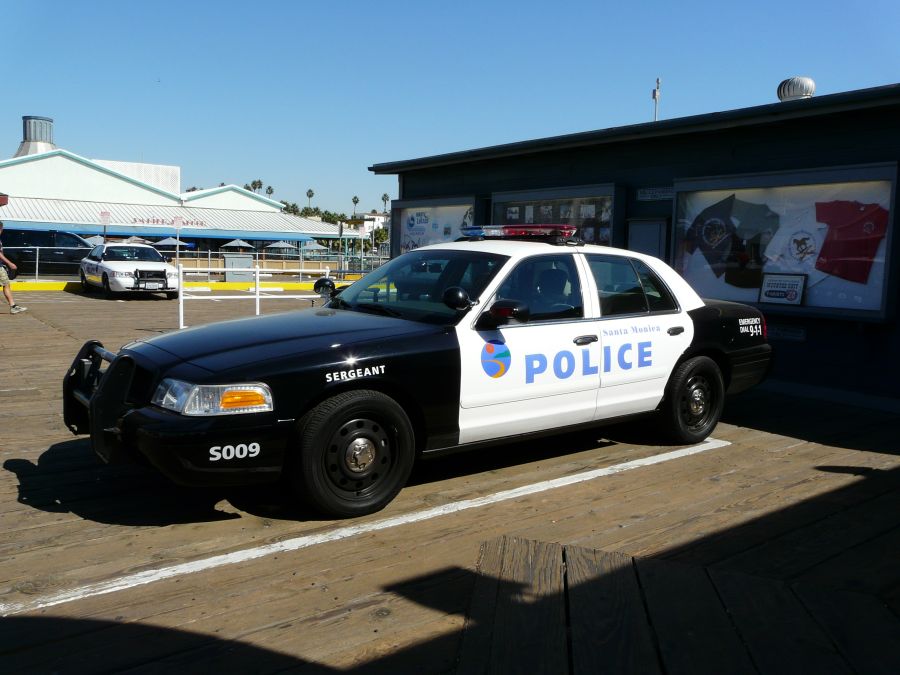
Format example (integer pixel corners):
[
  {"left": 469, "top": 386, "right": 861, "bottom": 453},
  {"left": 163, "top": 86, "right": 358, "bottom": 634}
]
[{"left": 64, "top": 340, "right": 289, "bottom": 487}]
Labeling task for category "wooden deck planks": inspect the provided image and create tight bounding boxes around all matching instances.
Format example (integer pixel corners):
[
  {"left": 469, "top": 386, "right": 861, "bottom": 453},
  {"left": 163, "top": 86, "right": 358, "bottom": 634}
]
[
  {"left": 3, "top": 292, "right": 900, "bottom": 670},
  {"left": 635, "top": 557, "right": 756, "bottom": 675},
  {"left": 793, "top": 582, "right": 900, "bottom": 675},
  {"left": 565, "top": 547, "right": 661, "bottom": 674},
  {"left": 708, "top": 568, "right": 850, "bottom": 674}
]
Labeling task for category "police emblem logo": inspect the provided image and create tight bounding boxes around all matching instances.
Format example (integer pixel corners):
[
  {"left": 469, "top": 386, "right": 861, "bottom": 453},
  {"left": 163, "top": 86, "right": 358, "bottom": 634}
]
[{"left": 481, "top": 340, "right": 511, "bottom": 378}]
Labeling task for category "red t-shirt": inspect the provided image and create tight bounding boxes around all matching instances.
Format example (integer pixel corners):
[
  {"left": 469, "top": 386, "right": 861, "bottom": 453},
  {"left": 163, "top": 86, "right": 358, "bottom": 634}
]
[{"left": 814, "top": 201, "right": 888, "bottom": 284}]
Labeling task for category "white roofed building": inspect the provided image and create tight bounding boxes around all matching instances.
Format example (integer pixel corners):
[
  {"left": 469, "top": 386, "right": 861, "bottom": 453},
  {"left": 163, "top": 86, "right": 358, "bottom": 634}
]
[{"left": 0, "top": 116, "right": 359, "bottom": 247}]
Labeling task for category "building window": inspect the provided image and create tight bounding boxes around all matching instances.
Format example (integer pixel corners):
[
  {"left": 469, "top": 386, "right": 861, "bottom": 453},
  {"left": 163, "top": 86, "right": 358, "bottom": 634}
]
[{"left": 673, "top": 174, "right": 893, "bottom": 317}]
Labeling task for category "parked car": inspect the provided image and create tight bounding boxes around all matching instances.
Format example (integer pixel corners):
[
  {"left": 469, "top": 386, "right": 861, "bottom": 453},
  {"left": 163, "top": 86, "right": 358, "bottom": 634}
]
[
  {"left": 80, "top": 243, "right": 179, "bottom": 299},
  {"left": 64, "top": 225, "right": 771, "bottom": 517},
  {"left": 0, "top": 228, "right": 93, "bottom": 276}
]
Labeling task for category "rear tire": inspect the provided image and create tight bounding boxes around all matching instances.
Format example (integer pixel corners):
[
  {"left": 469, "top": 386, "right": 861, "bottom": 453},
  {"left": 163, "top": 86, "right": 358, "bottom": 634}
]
[
  {"left": 660, "top": 356, "right": 724, "bottom": 444},
  {"left": 290, "top": 390, "right": 415, "bottom": 517}
]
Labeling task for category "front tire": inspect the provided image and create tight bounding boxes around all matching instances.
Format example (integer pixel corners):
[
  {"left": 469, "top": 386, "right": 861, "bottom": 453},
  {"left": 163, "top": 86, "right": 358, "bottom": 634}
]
[
  {"left": 291, "top": 390, "right": 415, "bottom": 517},
  {"left": 80, "top": 271, "right": 92, "bottom": 293},
  {"left": 166, "top": 291, "right": 178, "bottom": 300},
  {"left": 660, "top": 356, "right": 724, "bottom": 444},
  {"left": 102, "top": 274, "right": 113, "bottom": 299}
]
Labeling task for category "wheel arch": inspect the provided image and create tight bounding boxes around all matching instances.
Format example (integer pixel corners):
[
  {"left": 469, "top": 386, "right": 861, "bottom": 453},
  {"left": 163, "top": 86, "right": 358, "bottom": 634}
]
[
  {"left": 297, "top": 379, "right": 428, "bottom": 455},
  {"left": 676, "top": 345, "right": 731, "bottom": 392}
]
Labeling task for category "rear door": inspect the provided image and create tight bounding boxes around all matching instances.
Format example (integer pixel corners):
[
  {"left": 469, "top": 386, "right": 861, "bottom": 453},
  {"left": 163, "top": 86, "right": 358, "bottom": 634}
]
[{"left": 585, "top": 254, "right": 693, "bottom": 418}]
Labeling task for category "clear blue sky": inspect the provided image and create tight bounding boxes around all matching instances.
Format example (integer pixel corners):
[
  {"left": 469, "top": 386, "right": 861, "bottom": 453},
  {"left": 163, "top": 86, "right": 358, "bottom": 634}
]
[{"left": 4, "top": 0, "right": 899, "bottom": 215}]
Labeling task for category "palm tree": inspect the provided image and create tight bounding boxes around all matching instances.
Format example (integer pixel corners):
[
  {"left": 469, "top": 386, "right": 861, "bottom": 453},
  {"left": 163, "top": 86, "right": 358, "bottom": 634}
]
[
  {"left": 306, "top": 189, "right": 314, "bottom": 208},
  {"left": 265, "top": 186, "right": 274, "bottom": 198},
  {"left": 352, "top": 195, "right": 359, "bottom": 216},
  {"left": 381, "top": 193, "right": 390, "bottom": 213}
]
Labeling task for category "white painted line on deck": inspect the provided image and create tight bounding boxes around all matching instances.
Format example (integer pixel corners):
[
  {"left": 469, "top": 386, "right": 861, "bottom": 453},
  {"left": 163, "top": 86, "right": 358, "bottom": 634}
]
[{"left": 0, "top": 437, "right": 729, "bottom": 616}]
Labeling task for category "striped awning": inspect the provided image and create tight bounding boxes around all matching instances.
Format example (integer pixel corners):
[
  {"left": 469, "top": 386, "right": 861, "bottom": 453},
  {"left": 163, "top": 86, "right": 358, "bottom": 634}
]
[{"left": 0, "top": 196, "right": 361, "bottom": 240}]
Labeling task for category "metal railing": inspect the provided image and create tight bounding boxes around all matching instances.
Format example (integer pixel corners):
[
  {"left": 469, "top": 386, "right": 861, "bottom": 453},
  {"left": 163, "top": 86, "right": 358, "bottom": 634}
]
[
  {"left": 3, "top": 246, "right": 390, "bottom": 281},
  {"left": 176, "top": 264, "right": 332, "bottom": 329},
  {"left": 1, "top": 246, "right": 92, "bottom": 280}
]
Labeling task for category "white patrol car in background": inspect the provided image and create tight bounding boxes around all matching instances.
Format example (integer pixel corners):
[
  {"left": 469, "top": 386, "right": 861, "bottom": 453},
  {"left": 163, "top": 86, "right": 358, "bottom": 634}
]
[
  {"left": 80, "top": 243, "right": 179, "bottom": 299},
  {"left": 65, "top": 225, "right": 771, "bottom": 518}
]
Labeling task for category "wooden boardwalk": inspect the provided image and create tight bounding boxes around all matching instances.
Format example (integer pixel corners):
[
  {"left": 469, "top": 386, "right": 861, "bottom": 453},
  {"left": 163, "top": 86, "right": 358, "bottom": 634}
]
[
  {"left": 1, "top": 290, "right": 899, "bottom": 673},
  {"left": 457, "top": 536, "right": 900, "bottom": 674}
]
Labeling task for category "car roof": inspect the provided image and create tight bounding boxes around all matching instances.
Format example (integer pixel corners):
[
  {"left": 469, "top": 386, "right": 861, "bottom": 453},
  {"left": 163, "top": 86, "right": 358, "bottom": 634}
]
[
  {"left": 417, "top": 239, "right": 659, "bottom": 264},
  {"left": 103, "top": 243, "right": 156, "bottom": 249}
]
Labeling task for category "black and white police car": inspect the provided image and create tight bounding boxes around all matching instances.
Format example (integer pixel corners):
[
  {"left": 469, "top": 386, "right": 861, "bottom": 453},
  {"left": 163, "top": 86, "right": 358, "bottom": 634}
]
[
  {"left": 80, "top": 243, "right": 180, "bottom": 299},
  {"left": 64, "top": 225, "right": 771, "bottom": 517}
]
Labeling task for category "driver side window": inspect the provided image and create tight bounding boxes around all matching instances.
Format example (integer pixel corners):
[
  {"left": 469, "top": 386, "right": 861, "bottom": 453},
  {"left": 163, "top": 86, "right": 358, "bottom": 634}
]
[{"left": 496, "top": 254, "right": 584, "bottom": 322}]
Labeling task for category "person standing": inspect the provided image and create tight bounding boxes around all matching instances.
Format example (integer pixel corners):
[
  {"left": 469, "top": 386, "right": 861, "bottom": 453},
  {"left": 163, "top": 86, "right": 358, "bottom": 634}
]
[{"left": 0, "top": 221, "right": 27, "bottom": 314}]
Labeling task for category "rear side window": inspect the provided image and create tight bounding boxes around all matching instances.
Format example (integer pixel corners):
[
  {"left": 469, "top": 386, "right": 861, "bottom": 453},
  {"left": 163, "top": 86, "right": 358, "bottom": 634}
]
[
  {"left": 6, "top": 230, "right": 51, "bottom": 247},
  {"left": 588, "top": 255, "right": 679, "bottom": 316},
  {"left": 632, "top": 259, "right": 678, "bottom": 312},
  {"left": 1, "top": 230, "right": 25, "bottom": 246}
]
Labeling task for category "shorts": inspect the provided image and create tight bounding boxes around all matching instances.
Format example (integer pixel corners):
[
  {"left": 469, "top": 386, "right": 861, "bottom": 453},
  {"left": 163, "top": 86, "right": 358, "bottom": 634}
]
[{"left": 0, "top": 266, "right": 9, "bottom": 287}]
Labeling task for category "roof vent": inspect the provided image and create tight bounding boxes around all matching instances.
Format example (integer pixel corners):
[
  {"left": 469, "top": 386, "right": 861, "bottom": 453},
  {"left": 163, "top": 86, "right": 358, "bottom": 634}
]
[
  {"left": 777, "top": 77, "right": 816, "bottom": 102},
  {"left": 13, "top": 116, "right": 57, "bottom": 157}
]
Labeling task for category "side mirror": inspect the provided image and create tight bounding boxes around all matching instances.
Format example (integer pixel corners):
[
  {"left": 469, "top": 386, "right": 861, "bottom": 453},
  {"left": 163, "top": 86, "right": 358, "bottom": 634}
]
[
  {"left": 476, "top": 300, "right": 530, "bottom": 329},
  {"left": 314, "top": 277, "right": 336, "bottom": 296},
  {"left": 165, "top": 256, "right": 173, "bottom": 263},
  {"left": 443, "top": 286, "right": 473, "bottom": 311}
]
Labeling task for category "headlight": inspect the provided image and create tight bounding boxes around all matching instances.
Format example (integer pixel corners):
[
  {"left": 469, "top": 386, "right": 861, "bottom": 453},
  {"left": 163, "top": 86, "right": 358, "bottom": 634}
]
[
  {"left": 113, "top": 271, "right": 134, "bottom": 278},
  {"left": 166, "top": 271, "right": 178, "bottom": 279},
  {"left": 151, "top": 378, "right": 274, "bottom": 416}
]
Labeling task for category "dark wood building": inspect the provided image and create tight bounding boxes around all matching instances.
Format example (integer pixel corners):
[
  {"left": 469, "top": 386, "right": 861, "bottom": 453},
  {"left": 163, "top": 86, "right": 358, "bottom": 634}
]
[{"left": 371, "top": 84, "right": 900, "bottom": 396}]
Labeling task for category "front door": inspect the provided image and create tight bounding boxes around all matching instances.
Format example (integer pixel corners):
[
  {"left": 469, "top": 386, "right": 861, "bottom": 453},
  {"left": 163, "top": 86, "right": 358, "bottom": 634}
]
[{"left": 457, "top": 253, "right": 602, "bottom": 445}]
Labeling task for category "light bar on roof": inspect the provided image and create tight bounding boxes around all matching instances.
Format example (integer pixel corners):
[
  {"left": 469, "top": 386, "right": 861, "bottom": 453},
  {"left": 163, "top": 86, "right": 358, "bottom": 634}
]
[{"left": 461, "top": 224, "right": 578, "bottom": 238}]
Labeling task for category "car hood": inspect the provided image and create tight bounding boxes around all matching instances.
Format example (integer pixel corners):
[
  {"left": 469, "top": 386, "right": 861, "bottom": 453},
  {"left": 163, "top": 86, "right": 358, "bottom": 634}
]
[{"left": 125, "top": 307, "right": 443, "bottom": 373}]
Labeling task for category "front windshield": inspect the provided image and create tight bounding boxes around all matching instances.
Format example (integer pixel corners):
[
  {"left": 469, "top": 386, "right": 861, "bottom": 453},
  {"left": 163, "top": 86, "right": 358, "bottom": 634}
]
[
  {"left": 332, "top": 249, "right": 508, "bottom": 324},
  {"left": 104, "top": 246, "right": 166, "bottom": 262}
]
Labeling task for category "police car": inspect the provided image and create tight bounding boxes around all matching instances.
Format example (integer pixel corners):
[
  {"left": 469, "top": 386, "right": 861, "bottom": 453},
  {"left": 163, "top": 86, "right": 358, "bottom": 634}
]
[
  {"left": 80, "top": 243, "right": 179, "bottom": 299},
  {"left": 64, "top": 225, "right": 771, "bottom": 517}
]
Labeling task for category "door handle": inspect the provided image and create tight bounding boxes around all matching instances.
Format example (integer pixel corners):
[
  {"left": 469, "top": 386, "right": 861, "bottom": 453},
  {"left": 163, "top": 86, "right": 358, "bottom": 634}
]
[
  {"left": 573, "top": 335, "right": 598, "bottom": 345},
  {"left": 667, "top": 326, "right": 684, "bottom": 336}
]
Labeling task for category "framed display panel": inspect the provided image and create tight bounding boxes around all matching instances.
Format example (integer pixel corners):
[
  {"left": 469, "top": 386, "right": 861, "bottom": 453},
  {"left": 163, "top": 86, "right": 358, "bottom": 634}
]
[
  {"left": 672, "top": 164, "right": 896, "bottom": 320},
  {"left": 491, "top": 184, "right": 615, "bottom": 245},
  {"left": 391, "top": 196, "right": 475, "bottom": 256}
]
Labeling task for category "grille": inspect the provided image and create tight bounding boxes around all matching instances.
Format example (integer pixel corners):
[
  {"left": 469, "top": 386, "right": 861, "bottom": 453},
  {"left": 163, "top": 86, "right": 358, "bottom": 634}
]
[{"left": 135, "top": 269, "right": 166, "bottom": 281}]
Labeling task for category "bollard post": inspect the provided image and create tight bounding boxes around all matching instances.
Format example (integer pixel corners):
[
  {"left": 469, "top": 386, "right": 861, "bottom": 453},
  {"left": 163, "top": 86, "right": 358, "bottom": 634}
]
[
  {"left": 254, "top": 265, "right": 261, "bottom": 316},
  {"left": 178, "top": 263, "right": 185, "bottom": 329}
]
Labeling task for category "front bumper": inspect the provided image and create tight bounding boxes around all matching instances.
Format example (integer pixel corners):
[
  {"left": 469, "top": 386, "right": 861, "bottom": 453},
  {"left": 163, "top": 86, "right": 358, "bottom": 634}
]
[
  {"left": 107, "top": 275, "right": 179, "bottom": 293},
  {"left": 64, "top": 340, "right": 289, "bottom": 487}
]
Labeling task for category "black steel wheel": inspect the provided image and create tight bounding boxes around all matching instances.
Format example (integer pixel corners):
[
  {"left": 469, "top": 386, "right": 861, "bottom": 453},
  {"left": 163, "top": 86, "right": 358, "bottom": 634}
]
[
  {"left": 660, "top": 356, "right": 724, "bottom": 444},
  {"left": 291, "top": 390, "right": 415, "bottom": 517}
]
